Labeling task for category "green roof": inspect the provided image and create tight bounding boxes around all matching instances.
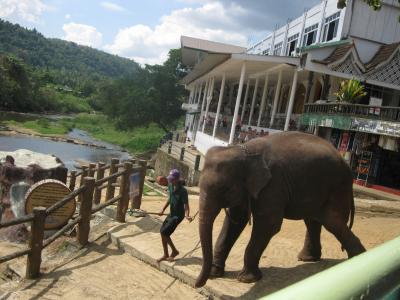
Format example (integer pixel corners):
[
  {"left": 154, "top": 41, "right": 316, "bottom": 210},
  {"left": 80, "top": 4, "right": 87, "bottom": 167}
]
[{"left": 300, "top": 39, "right": 351, "bottom": 52}]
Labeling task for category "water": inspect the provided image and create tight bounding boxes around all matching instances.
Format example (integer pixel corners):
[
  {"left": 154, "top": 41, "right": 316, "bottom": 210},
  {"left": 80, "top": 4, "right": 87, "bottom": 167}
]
[{"left": 0, "top": 133, "right": 131, "bottom": 170}]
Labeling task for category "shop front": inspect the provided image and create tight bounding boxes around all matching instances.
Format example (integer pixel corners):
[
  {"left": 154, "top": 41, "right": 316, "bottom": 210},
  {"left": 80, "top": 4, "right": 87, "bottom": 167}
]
[{"left": 300, "top": 113, "right": 400, "bottom": 190}]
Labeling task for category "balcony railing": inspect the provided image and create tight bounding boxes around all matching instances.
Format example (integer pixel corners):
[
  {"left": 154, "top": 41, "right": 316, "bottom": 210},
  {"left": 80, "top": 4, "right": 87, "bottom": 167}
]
[{"left": 304, "top": 103, "right": 400, "bottom": 122}]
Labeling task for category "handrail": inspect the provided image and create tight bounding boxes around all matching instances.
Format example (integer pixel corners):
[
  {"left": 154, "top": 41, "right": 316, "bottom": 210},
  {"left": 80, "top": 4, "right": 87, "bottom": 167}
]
[
  {"left": 304, "top": 103, "right": 400, "bottom": 122},
  {"left": 0, "top": 214, "right": 34, "bottom": 229},
  {"left": 95, "top": 170, "right": 125, "bottom": 187},
  {"left": 46, "top": 185, "right": 86, "bottom": 215},
  {"left": 262, "top": 236, "right": 400, "bottom": 300},
  {"left": 42, "top": 216, "right": 82, "bottom": 249},
  {"left": 0, "top": 248, "right": 31, "bottom": 264},
  {"left": 91, "top": 195, "right": 122, "bottom": 214},
  {"left": 0, "top": 158, "right": 143, "bottom": 279}
]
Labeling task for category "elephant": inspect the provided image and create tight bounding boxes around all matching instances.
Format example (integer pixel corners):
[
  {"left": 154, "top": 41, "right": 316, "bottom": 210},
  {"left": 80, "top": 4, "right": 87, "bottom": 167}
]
[{"left": 195, "top": 131, "right": 366, "bottom": 288}]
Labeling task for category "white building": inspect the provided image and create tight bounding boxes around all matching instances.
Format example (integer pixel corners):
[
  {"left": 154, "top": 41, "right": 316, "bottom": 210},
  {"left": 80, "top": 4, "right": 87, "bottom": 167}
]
[{"left": 180, "top": 0, "right": 400, "bottom": 190}]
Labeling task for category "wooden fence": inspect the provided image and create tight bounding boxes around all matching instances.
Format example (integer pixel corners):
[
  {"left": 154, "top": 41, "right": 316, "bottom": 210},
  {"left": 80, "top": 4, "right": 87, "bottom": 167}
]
[{"left": 0, "top": 158, "right": 147, "bottom": 279}]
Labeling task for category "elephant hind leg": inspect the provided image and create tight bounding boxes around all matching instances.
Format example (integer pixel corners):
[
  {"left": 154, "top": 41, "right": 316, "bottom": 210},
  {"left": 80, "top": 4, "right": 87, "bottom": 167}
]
[
  {"left": 321, "top": 211, "right": 366, "bottom": 258},
  {"left": 298, "top": 219, "right": 322, "bottom": 262}
]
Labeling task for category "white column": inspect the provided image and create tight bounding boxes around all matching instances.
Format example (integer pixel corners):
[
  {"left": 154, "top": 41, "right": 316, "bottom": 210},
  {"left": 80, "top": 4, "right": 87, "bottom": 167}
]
[
  {"left": 229, "top": 63, "right": 246, "bottom": 145},
  {"left": 202, "top": 77, "right": 215, "bottom": 132},
  {"left": 248, "top": 77, "right": 259, "bottom": 126},
  {"left": 199, "top": 79, "right": 210, "bottom": 128},
  {"left": 270, "top": 69, "right": 283, "bottom": 127},
  {"left": 188, "top": 88, "right": 194, "bottom": 104},
  {"left": 240, "top": 79, "right": 251, "bottom": 121},
  {"left": 257, "top": 73, "right": 270, "bottom": 127},
  {"left": 196, "top": 82, "right": 203, "bottom": 104},
  {"left": 298, "top": 10, "right": 308, "bottom": 49},
  {"left": 213, "top": 73, "right": 226, "bottom": 137},
  {"left": 316, "top": 0, "right": 328, "bottom": 43},
  {"left": 284, "top": 70, "right": 299, "bottom": 131}
]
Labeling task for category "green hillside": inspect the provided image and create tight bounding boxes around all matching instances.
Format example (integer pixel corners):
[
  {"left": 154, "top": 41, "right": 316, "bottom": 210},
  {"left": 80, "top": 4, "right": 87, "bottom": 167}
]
[{"left": 0, "top": 19, "right": 139, "bottom": 84}]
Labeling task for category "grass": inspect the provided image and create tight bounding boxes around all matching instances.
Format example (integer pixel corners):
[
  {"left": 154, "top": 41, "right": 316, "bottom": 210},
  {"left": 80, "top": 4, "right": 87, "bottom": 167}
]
[
  {"left": 4, "top": 119, "right": 70, "bottom": 135},
  {"left": 1, "top": 112, "right": 166, "bottom": 154},
  {"left": 64, "top": 114, "right": 165, "bottom": 154}
]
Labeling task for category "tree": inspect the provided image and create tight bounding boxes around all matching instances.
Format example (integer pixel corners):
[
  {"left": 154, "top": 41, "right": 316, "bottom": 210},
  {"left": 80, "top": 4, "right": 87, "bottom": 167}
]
[{"left": 335, "top": 78, "right": 367, "bottom": 103}]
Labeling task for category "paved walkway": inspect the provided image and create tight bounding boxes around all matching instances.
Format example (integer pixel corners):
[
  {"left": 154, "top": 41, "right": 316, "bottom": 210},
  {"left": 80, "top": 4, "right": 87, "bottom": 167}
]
[
  {"left": 106, "top": 195, "right": 400, "bottom": 299},
  {"left": 2, "top": 238, "right": 205, "bottom": 300}
]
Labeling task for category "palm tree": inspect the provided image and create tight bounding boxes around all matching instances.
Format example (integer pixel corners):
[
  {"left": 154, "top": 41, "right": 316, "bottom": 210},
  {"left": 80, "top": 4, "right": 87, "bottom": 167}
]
[{"left": 335, "top": 79, "right": 367, "bottom": 103}]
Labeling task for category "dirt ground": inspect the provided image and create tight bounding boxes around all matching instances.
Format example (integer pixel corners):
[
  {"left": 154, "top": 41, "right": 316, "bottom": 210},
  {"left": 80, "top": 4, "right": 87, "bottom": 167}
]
[
  {"left": 1, "top": 194, "right": 399, "bottom": 299},
  {"left": 1, "top": 236, "right": 206, "bottom": 300}
]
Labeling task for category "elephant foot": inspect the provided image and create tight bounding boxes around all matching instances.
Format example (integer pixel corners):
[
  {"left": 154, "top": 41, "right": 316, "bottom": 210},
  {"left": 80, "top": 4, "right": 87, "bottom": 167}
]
[
  {"left": 237, "top": 268, "right": 262, "bottom": 283},
  {"left": 297, "top": 248, "right": 321, "bottom": 262},
  {"left": 210, "top": 264, "right": 225, "bottom": 278}
]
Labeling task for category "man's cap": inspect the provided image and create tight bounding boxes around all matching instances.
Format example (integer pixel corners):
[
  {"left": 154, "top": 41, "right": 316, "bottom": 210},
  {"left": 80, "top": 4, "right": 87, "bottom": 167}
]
[{"left": 167, "top": 169, "right": 180, "bottom": 181}]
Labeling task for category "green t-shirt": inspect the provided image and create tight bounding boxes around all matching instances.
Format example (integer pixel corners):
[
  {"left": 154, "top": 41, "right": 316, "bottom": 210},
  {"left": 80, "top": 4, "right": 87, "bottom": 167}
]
[{"left": 168, "top": 183, "right": 188, "bottom": 220}]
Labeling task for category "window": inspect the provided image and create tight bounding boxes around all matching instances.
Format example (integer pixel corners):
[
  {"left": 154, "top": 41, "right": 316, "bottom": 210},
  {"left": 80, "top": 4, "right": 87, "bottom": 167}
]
[
  {"left": 322, "top": 12, "right": 340, "bottom": 42},
  {"left": 286, "top": 33, "right": 299, "bottom": 56},
  {"left": 302, "top": 23, "right": 318, "bottom": 46},
  {"left": 273, "top": 42, "right": 283, "bottom": 55},
  {"left": 262, "top": 48, "right": 270, "bottom": 56}
]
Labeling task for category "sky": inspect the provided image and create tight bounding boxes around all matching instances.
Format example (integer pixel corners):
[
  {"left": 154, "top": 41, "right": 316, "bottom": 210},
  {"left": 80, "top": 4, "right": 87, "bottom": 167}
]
[{"left": 0, "top": 0, "right": 321, "bottom": 65}]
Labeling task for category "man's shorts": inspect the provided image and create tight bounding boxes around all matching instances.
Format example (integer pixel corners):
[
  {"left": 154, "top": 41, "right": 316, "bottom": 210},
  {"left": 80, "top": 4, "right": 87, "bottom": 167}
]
[{"left": 160, "top": 215, "right": 183, "bottom": 236}]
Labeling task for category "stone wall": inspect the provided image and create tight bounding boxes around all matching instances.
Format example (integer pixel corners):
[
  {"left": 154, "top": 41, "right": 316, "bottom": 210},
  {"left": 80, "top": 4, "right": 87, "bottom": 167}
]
[{"left": 154, "top": 149, "right": 200, "bottom": 187}]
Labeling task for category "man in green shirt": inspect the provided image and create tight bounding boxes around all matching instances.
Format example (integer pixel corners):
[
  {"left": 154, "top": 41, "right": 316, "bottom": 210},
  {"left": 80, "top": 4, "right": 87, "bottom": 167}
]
[{"left": 157, "top": 169, "right": 191, "bottom": 262}]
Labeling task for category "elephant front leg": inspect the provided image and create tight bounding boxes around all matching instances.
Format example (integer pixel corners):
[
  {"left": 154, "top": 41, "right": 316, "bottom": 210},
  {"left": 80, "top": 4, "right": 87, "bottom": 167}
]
[
  {"left": 298, "top": 219, "right": 322, "bottom": 262},
  {"left": 212, "top": 205, "right": 248, "bottom": 278},
  {"left": 238, "top": 216, "right": 282, "bottom": 283}
]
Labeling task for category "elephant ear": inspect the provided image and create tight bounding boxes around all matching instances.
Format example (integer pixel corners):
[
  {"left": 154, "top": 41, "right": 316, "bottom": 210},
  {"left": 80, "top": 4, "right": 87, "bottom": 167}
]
[{"left": 245, "top": 154, "right": 272, "bottom": 199}]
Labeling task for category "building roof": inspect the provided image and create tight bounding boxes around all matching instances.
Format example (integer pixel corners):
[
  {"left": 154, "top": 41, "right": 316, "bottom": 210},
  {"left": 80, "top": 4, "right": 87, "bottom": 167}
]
[
  {"left": 312, "top": 43, "right": 354, "bottom": 65},
  {"left": 180, "top": 36, "right": 246, "bottom": 67},
  {"left": 365, "top": 42, "right": 400, "bottom": 70}
]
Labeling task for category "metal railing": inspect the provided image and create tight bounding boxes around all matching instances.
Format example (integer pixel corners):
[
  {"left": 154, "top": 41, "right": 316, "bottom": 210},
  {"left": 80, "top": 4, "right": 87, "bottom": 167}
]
[
  {"left": 262, "top": 236, "right": 400, "bottom": 300},
  {"left": 304, "top": 103, "right": 400, "bottom": 122},
  {"left": 0, "top": 158, "right": 147, "bottom": 279}
]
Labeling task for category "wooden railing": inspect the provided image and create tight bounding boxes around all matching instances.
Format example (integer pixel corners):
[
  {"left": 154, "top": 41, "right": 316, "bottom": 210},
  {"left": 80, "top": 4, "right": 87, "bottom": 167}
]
[
  {"left": 304, "top": 103, "right": 400, "bottom": 122},
  {"left": 0, "top": 158, "right": 147, "bottom": 279},
  {"left": 162, "top": 141, "right": 201, "bottom": 171}
]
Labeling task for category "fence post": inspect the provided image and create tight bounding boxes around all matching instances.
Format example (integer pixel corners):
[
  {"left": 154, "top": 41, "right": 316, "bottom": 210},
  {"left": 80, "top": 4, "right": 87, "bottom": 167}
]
[
  {"left": 131, "top": 160, "right": 147, "bottom": 209},
  {"left": 175, "top": 133, "right": 179, "bottom": 142},
  {"left": 116, "top": 162, "right": 132, "bottom": 222},
  {"left": 106, "top": 158, "right": 119, "bottom": 201},
  {"left": 77, "top": 177, "right": 95, "bottom": 246},
  {"left": 180, "top": 147, "right": 185, "bottom": 161},
  {"left": 168, "top": 142, "right": 172, "bottom": 154},
  {"left": 88, "top": 163, "right": 96, "bottom": 177},
  {"left": 93, "top": 162, "right": 105, "bottom": 204},
  {"left": 69, "top": 170, "right": 77, "bottom": 191},
  {"left": 194, "top": 155, "right": 201, "bottom": 171},
  {"left": 26, "top": 207, "right": 46, "bottom": 279},
  {"left": 79, "top": 166, "right": 88, "bottom": 202}
]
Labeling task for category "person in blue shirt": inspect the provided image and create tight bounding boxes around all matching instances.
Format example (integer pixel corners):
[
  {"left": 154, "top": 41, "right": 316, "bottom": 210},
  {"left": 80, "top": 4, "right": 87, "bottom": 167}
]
[{"left": 157, "top": 169, "right": 192, "bottom": 262}]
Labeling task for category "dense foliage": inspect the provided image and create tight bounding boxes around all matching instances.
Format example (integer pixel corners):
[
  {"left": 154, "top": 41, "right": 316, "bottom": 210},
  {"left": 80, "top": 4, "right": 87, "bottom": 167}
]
[
  {"left": 0, "top": 19, "right": 188, "bottom": 132},
  {"left": 0, "top": 19, "right": 139, "bottom": 89},
  {"left": 335, "top": 79, "right": 367, "bottom": 103},
  {"left": 98, "top": 49, "right": 188, "bottom": 132},
  {"left": 0, "top": 54, "right": 91, "bottom": 113}
]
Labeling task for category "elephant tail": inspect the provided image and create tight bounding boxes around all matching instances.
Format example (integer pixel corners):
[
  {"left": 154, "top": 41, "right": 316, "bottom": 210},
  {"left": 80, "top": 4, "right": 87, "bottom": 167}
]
[{"left": 348, "top": 191, "right": 355, "bottom": 230}]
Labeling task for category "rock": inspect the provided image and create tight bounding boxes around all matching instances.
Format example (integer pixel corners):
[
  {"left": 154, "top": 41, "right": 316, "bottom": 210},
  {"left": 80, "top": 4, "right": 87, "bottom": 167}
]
[{"left": 0, "top": 150, "right": 68, "bottom": 243}]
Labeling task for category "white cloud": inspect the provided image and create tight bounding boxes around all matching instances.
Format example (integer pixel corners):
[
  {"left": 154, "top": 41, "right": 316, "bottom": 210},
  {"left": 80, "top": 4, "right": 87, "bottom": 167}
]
[
  {"left": 100, "top": 1, "right": 125, "bottom": 12},
  {"left": 65, "top": 14, "right": 71, "bottom": 19},
  {"left": 0, "top": 0, "right": 49, "bottom": 23},
  {"left": 62, "top": 22, "right": 103, "bottom": 48},
  {"left": 104, "top": 2, "right": 248, "bottom": 65}
]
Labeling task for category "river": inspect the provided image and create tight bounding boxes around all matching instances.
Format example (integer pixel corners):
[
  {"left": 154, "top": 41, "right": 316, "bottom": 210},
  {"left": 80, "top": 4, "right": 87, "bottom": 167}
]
[{"left": 0, "top": 129, "right": 131, "bottom": 170}]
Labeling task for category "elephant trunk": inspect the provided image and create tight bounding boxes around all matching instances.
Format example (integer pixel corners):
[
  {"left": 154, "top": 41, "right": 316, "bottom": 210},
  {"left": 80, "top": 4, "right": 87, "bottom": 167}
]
[{"left": 195, "top": 203, "right": 220, "bottom": 288}]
